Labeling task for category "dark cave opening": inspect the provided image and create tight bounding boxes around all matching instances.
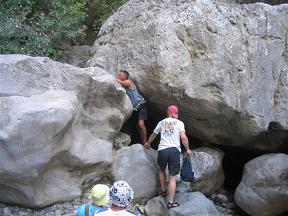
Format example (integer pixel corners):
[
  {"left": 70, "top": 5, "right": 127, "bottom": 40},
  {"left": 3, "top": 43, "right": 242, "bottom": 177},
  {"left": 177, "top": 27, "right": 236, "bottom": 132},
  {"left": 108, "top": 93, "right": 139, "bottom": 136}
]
[
  {"left": 219, "top": 145, "right": 263, "bottom": 190},
  {"left": 120, "top": 108, "right": 203, "bottom": 150},
  {"left": 120, "top": 108, "right": 162, "bottom": 149}
]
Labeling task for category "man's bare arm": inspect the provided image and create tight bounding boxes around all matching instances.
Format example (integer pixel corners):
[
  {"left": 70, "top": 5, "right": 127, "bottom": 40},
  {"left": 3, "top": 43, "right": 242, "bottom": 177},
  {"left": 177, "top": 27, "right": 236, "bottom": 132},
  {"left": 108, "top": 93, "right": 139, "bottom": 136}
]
[
  {"left": 116, "top": 78, "right": 133, "bottom": 88},
  {"left": 180, "top": 132, "right": 192, "bottom": 154},
  {"left": 144, "top": 132, "right": 158, "bottom": 149}
]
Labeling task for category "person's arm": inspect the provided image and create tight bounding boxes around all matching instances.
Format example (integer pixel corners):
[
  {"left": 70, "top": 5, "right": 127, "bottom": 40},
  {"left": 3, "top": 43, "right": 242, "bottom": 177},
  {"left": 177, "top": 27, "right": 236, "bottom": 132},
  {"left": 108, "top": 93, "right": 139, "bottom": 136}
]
[
  {"left": 144, "top": 132, "right": 158, "bottom": 149},
  {"left": 180, "top": 131, "right": 192, "bottom": 155},
  {"left": 116, "top": 78, "right": 133, "bottom": 88}
]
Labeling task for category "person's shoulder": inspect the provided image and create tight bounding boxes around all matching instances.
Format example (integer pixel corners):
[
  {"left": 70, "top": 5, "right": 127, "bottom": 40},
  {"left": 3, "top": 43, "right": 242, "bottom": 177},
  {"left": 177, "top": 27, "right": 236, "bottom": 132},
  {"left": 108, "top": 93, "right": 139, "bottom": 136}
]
[
  {"left": 90, "top": 204, "right": 108, "bottom": 212},
  {"left": 93, "top": 208, "right": 111, "bottom": 215},
  {"left": 75, "top": 204, "right": 87, "bottom": 216},
  {"left": 123, "top": 209, "right": 140, "bottom": 216},
  {"left": 176, "top": 119, "right": 185, "bottom": 127}
]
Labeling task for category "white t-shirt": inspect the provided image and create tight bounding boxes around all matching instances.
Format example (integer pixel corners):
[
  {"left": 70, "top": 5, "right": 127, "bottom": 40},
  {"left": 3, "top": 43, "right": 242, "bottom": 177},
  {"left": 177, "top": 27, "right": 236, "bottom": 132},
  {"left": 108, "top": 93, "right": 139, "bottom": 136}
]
[
  {"left": 153, "top": 117, "right": 185, "bottom": 152},
  {"left": 94, "top": 209, "right": 139, "bottom": 216}
]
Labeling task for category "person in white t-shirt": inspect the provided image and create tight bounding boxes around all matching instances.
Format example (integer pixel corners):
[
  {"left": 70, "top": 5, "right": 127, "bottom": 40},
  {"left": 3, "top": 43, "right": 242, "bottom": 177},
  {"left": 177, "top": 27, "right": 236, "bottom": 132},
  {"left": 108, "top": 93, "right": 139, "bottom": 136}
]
[
  {"left": 94, "top": 181, "right": 139, "bottom": 216},
  {"left": 144, "top": 105, "right": 192, "bottom": 209}
]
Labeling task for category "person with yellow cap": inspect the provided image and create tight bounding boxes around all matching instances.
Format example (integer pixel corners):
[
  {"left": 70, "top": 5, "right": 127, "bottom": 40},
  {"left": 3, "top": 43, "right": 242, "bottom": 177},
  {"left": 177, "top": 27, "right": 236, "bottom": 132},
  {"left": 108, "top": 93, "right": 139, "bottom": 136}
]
[{"left": 76, "top": 184, "right": 110, "bottom": 216}]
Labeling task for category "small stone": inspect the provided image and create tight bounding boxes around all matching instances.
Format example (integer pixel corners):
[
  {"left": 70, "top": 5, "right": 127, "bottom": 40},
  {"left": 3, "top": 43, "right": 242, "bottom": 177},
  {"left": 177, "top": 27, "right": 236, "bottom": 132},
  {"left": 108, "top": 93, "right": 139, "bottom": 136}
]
[
  {"left": 225, "top": 202, "right": 236, "bottom": 209},
  {"left": 210, "top": 193, "right": 217, "bottom": 200},
  {"left": 18, "top": 211, "right": 24, "bottom": 216},
  {"left": 3, "top": 207, "right": 12, "bottom": 216},
  {"left": 216, "top": 188, "right": 227, "bottom": 195},
  {"left": 224, "top": 208, "right": 234, "bottom": 214},
  {"left": 215, "top": 194, "right": 229, "bottom": 203},
  {"left": 215, "top": 205, "right": 226, "bottom": 214},
  {"left": 63, "top": 204, "right": 70, "bottom": 209},
  {"left": 54, "top": 209, "right": 61, "bottom": 216},
  {"left": 137, "top": 205, "right": 145, "bottom": 214},
  {"left": 113, "top": 132, "right": 131, "bottom": 149}
]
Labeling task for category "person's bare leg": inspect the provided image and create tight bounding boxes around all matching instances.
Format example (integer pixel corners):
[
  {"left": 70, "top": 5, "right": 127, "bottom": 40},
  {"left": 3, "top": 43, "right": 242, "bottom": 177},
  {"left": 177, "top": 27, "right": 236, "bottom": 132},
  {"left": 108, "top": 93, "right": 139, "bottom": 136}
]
[
  {"left": 159, "top": 169, "right": 167, "bottom": 193},
  {"left": 168, "top": 175, "right": 176, "bottom": 203},
  {"left": 137, "top": 119, "right": 147, "bottom": 144}
]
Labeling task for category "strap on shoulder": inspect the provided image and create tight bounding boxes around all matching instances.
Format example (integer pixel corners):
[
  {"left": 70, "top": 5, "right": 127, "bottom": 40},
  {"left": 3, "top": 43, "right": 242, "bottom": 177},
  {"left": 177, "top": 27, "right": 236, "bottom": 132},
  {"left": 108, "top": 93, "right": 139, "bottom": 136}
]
[{"left": 85, "top": 204, "right": 90, "bottom": 216}]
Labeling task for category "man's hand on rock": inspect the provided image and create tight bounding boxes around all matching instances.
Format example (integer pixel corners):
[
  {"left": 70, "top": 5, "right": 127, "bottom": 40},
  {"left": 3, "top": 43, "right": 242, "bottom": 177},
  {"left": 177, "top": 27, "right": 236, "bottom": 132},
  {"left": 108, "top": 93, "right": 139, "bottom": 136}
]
[{"left": 144, "top": 142, "right": 150, "bottom": 149}]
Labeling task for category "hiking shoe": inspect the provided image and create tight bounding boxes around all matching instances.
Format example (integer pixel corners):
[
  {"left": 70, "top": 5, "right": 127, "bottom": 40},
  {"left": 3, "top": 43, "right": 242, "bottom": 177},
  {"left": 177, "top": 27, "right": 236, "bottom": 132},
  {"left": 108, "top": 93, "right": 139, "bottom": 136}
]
[
  {"left": 167, "top": 201, "right": 180, "bottom": 209},
  {"left": 159, "top": 190, "right": 167, "bottom": 197}
]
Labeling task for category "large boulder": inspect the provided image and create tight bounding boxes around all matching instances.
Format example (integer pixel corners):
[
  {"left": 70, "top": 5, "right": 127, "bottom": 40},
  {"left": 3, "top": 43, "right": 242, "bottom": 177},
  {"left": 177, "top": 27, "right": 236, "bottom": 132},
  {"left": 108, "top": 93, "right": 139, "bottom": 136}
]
[
  {"left": 88, "top": 0, "right": 288, "bottom": 151},
  {"left": 235, "top": 153, "right": 288, "bottom": 216},
  {"left": 112, "top": 145, "right": 224, "bottom": 201},
  {"left": 176, "top": 147, "right": 224, "bottom": 196},
  {"left": 144, "top": 192, "right": 219, "bottom": 216},
  {"left": 111, "top": 144, "right": 159, "bottom": 201},
  {"left": 0, "top": 54, "right": 132, "bottom": 207},
  {"left": 144, "top": 196, "right": 168, "bottom": 216},
  {"left": 189, "top": 147, "right": 225, "bottom": 195}
]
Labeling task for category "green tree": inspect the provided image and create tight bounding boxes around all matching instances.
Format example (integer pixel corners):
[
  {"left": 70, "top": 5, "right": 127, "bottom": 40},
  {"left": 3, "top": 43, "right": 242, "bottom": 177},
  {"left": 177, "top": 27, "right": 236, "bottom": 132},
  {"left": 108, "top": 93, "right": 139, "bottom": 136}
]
[
  {"left": 82, "top": 0, "right": 127, "bottom": 45},
  {"left": 0, "top": 0, "right": 126, "bottom": 61}
]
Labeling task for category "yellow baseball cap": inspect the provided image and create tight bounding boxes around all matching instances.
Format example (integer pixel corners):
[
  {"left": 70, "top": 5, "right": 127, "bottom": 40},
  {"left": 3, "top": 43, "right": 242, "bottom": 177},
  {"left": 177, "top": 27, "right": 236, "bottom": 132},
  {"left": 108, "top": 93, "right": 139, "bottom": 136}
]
[{"left": 91, "top": 184, "right": 110, "bottom": 206}]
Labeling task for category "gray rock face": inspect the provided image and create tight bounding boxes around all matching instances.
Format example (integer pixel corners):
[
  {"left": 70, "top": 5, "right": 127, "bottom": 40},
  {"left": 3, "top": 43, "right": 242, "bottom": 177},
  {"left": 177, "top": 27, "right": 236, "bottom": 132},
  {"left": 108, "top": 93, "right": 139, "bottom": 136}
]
[
  {"left": 113, "top": 132, "right": 131, "bottom": 149},
  {"left": 112, "top": 144, "right": 159, "bottom": 201},
  {"left": 144, "top": 192, "right": 219, "bottom": 216},
  {"left": 235, "top": 153, "right": 288, "bottom": 216},
  {"left": 68, "top": 45, "right": 93, "bottom": 68},
  {"left": 112, "top": 145, "right": 224, "bottom": 201},
  {"left": 176, "top": 147, "right": 224, "bottom": 195},
  {"left": 88, "top": 0, "right": 288, "bottom": 151},
  {"left": 144, "top": 196, "right": 168, "bottom": 216},
  {"left": 236, "top": 0, "right": 288, "bottom": 5},
  {"left": 0, "top": 54, "right": 132, "bottom": 207},
  {"left": 190, "top": 148, "right": 225, "bottom": 196}
]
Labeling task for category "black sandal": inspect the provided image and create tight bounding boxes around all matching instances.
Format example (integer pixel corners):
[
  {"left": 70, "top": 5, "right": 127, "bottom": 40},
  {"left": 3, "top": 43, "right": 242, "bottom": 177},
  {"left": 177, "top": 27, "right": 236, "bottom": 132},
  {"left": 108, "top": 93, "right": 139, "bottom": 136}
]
[
  {"left": 160, "top": 190, "right": 167, "bottom": 197},
  {"left": 167, "top": 201, "right": 180, "bottom": 209}
]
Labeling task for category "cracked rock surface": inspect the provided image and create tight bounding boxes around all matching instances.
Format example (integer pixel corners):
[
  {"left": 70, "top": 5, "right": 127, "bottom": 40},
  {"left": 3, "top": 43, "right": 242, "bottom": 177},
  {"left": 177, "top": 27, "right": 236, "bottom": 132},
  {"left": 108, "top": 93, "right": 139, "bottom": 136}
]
[{"left": 88, "top": 0, "right": 288, "bottom": 151}]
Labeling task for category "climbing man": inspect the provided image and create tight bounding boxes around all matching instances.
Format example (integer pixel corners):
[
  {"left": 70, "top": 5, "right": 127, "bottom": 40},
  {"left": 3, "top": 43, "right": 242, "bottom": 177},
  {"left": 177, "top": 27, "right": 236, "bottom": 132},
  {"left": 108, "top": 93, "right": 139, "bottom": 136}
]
[
  {"left": 116, "top": 70, "right": 148, "bottom": 144},
  {"left": 144, "top": 105, "right": 192, "bottom": 209}
]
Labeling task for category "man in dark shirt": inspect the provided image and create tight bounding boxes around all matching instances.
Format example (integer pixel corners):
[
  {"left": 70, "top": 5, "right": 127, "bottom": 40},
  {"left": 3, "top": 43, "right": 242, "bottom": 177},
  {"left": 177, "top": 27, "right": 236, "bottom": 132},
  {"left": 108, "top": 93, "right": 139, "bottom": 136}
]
[{"left": 116, "top": 70, "right": 148, "bottom": 144}]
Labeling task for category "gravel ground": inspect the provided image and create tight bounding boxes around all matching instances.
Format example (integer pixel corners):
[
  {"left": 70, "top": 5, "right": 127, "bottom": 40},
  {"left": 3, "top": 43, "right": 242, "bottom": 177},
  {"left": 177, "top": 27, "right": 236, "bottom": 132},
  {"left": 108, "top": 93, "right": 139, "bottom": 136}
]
[{"left": 0, "top": 188, "right": 246, "bottom": 216}]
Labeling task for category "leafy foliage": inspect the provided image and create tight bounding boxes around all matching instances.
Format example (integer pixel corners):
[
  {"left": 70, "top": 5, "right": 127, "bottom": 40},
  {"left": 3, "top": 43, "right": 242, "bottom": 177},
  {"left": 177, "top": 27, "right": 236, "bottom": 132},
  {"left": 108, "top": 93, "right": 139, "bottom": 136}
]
[
  {"left": 82, "top": 0, "right": 127, "bottom": 44},
  {"left": 0, "top": 0, "right": 126, "bottom": 61}
]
